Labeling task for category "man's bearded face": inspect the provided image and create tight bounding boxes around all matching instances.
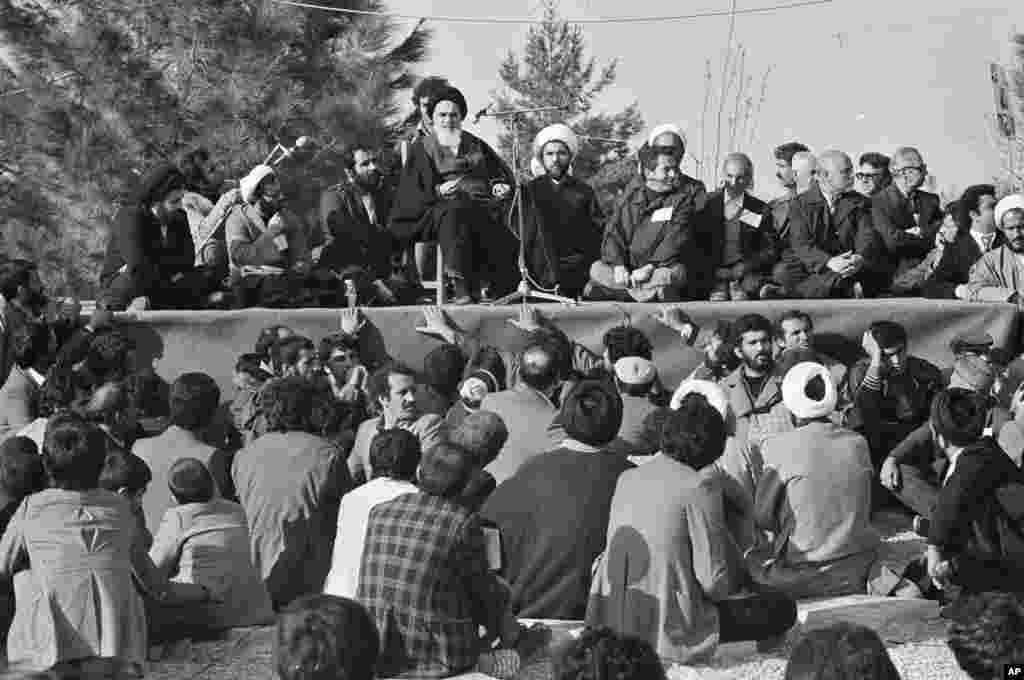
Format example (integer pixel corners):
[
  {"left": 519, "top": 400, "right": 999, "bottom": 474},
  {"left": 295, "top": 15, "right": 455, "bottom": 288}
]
[
  {"left": 1002, "top": 210, "right": 1024, "bottom": 253},
  {"left": 257, "top": 176, "right": 282, "bottom": 212},
  {"left": 541, "top": 141, "right": 571, "bottom": 179},
  {"left": 737, "top": 330, "right": 774, "bottom": 372},
  {"left": 351, "top": 149, "right": 381, "bottom": 190}
]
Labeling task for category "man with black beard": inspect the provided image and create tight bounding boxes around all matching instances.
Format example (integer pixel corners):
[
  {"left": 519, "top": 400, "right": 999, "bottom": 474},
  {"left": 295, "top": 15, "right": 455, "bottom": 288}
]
[
  {"left": 319, "top": 145, "right": 398, "bottom": 305},
  {"left": 99, "top": 164, "right": 219, "bottom": 311},
  {"left": 718, "top": 313, "right": 786, "bottom": 445},
  {"left": 518, "top": 124, "right": 603, "bottom": 299}
]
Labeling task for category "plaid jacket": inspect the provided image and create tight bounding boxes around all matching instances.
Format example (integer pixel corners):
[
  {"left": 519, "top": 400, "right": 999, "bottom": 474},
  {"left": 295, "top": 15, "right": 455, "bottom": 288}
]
[{"left": 358, "top": 492, "right": 507, "bottom": 678}]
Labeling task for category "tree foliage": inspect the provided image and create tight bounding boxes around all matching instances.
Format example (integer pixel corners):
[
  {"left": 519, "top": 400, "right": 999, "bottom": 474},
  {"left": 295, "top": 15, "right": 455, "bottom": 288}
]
[
  {"left": 492, "top": 2, "right": 643, "bottom": 188},
  {"left": 0, "top": 0, "right": 431, "bottom": 296}
]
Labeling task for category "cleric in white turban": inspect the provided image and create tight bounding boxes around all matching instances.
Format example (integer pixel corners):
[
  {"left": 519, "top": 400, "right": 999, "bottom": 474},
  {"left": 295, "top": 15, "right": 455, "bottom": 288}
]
[
  {"left": 515, "top": 123, "right": 604, "bottom": 298},
  {"left": 747, "top": 360, "right": 880, "bottom": 599},
  {"left": 960, "top": 193, "right": 1024, "bottom": 303}
]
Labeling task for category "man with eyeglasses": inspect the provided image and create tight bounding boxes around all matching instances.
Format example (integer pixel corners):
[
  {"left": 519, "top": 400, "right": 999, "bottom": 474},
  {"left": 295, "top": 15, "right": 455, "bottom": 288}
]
[
  {"left": 870, "top": 147, "right": 942, "bottom": 291},
  {"left": 855, "top": 152, "right": 890, "bottom": 198},
  {"left": 961, "top": 194, "right": 1024, "bottom": 304}
]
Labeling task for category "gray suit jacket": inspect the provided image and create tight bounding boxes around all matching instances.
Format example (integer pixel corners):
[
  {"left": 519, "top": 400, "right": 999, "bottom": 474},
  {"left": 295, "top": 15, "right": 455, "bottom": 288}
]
[{"left": 481, "top": 383, "right": 559, "bottom": 484}]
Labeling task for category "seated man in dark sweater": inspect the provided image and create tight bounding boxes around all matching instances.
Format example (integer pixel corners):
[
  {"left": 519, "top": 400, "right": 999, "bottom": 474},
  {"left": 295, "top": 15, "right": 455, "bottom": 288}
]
[
  {"left": 481, "top": 380, "right": 634, "bottom": 619},
  {"left": 847, "top": 320, "right": 945, "bottom": 469}
]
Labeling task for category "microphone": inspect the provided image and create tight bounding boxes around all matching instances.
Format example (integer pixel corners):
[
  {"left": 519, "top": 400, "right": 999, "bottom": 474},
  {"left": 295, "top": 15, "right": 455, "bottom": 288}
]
[{"left": 473, "top": 105, "right": 492, "bottom": 125}]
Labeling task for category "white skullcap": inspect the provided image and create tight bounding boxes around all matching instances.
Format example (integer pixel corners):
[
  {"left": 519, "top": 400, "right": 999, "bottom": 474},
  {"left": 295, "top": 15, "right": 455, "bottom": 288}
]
[
  {"left": 614, "top": 357, "right": 657, "bottom": 386},
  {"left": 534, "top": 124, "right": 579, "bottom": 157},
  {"left": 995, "top": 194, "right": 1024, "bottom": 228},
  {"left": 240, "top": 165, "right": 276, "bottom": 204},
  {"left": 670, "top": 379, "right": 729, "bottom": 420},
  {"left": 647, "top": 123, "right": 687, "bottom": 149},
  {"left": 782, "top": 362, "right": 837, "bottom": 420}
]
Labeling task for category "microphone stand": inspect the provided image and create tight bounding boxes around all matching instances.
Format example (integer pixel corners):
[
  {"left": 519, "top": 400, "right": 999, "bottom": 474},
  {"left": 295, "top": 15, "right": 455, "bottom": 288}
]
[{"left": 480, "top": 106, "right": 578, "bottom": 306}]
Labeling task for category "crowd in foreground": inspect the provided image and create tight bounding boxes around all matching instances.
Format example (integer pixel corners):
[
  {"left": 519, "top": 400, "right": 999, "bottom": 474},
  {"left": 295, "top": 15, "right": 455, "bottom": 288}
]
[
  {"left": 95, "top": 75, "right": 1024, "bottom": 310},
  {"left": 2, "top": 252, "right": 1024, "bottom": 678}
]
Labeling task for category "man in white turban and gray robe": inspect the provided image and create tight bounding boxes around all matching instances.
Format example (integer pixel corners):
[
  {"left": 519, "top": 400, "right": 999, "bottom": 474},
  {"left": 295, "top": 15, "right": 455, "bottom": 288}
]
[
  {"left": 962, "top": 194, "right": 1024, "bottom": 304},
  {"left": 517, "top": 123, "right": 604, "bottom": 298}
]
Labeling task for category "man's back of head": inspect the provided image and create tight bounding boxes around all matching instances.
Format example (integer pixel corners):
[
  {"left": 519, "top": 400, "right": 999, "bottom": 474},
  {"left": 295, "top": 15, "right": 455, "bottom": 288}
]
[
  {"left": 560, "top": 380, "right": 623, "bottom": 448},
  {"left": 449, "top": 410, "right": 509, "bottom": 469},
  {"left": 519, "top": 339, "right": 561, "bottom": 396},
  {"left": 418, "top": 441, "right": 472, "bottom": 498},
  {"left": 169, "top": 372, "right": 221, "bottom": 433},
  {"left": 369, "top": 428, "right": 421, "bottom": 482}
]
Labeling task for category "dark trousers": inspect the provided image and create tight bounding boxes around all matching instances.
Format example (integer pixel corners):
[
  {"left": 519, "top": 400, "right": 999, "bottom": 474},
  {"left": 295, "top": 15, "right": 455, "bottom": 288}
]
[
  {"left": 100, "top": 269, "right": 219, "bottom": 310},
  {"left": 427, "top": 195, "right": 516, "bottom": 292},
  {"left": 233, "top": 270, "right": 341, "bottom": 309},
  {"left": 892, "top": 462, "right": 941, "bottom": 519},
  {"left": 716, "top": 590, "right": 798, "bottom": 644},
  {"left": 773, "top": 253, "right": 883, "bottom": 299}
]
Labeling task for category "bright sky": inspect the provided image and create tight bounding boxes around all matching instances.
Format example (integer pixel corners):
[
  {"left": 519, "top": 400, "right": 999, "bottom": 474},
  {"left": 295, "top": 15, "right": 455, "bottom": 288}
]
[{"left": 385, "top": 0, "right": 1020, "bottom": 199}]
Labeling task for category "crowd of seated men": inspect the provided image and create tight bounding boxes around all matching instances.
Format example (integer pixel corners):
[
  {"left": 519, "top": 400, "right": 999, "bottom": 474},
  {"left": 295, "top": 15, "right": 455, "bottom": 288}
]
[
  {"left": 91, "top": 73, "right": 1024, "bottom": 310},
  {"left": 3, "top": 243, "right": 1024, "bottom": 677}
]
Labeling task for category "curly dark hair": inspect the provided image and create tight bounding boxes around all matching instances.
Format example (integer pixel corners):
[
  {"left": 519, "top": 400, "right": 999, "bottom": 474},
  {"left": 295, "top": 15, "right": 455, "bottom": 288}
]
[
  {"left": 661, "top": 393, "right": 726, "bottom": 470},
  {"left": 84, "top": 330, "right": 136, "bottom": 386},
  {"left": 553, "top": 626, "right": 665, "bottom": 680},
  {"left": 98, "top": 449, "right": 152, "bottom": 495},
  {"left": 261, "top": 377, "right": 319, "bottom": 434},
  {"left": 602, "top": 325, "right": 653, "bottom": 363},
  {"left": 784, "top": 622, "right": 900, "bottom": 680},
  {"left": 38, "top": 363, "right": 81, "bottom": 418},
  {"left": 774, "top": 141, "right": 811, "bottom": 164},
  {"left": 276, "top": 594, "right": 379, "bottom": 680},
  {"left": 0, "top": 436, "right": 45, "bottom": 500},
  {"left": 169, "top": 372, "right": 221, "bottom": 431},
  {"left": 948, "top": 591, "right": 1024, "bottom": 680},
  {"left": 42, "top": 413, "right": 108, "bottom": 491}
]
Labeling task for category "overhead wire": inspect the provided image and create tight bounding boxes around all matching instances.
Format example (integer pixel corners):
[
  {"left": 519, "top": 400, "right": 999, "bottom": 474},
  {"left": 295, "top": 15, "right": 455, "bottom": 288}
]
[{"left": 270, "top": 0, "right": 833, "bottom": 26}]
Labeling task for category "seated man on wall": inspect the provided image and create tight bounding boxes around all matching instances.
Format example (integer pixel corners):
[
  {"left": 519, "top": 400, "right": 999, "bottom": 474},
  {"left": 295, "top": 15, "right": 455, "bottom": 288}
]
[
  {"left": 871, "top": 147, "right": 942, "bottom": 290},
  {"left": 695, "top": 153, "right": 777, "bottom": 301},
  {"left": 518, "top": 124, "right": 604, "bottom": 299},
  {"left": 749, "top": 362, "right": 880, "bottom": 599},
  {"left": 100, "top": 165, "right": 222, "bottom": 310},
  {"left": 959, "top": 194, "right": 1024, "bottom": 304},
  {"left": 587, "top": 143, "right": 700, "bottom": 302},
  {"left": 225, "top": 165, "right": 334, "bottom": 308},
  {"left": 854, "top": 152, "right": 891, "bottom": 199},
  {"left": 318, "top": 143, "right": 398, "bottom": 305},
  {"left": 922, "top": 185, "right": 1002, "bottom": 299},
  {"left": 179, "top": 147, "right": 230, "bottom": 281},
  {"left": 770, "top": 150, "right": 882, "bottom": 299}
]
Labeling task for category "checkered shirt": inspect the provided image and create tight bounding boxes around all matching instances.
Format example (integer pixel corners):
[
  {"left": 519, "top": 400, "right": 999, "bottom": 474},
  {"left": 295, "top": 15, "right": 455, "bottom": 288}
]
[{"left": 358, "top": 491, "right": 505, "bottom": 678}]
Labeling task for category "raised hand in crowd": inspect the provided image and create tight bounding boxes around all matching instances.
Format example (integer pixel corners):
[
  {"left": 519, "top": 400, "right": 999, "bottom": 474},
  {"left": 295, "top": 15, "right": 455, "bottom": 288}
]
[
  {"left": 508, "top": 304, "right": 543, "bottom": 333},
  {"left": 340, "top": 308, "right": 366, "bottom": 336},
  {"left": 652, "top": 305, "right": 696, "bottom": 345},
  {"left": 861, "top": 328, "right": 882, "bottom": 366},
  {"left": 419, "top": 306, "right": 458, "bottom": 343}
]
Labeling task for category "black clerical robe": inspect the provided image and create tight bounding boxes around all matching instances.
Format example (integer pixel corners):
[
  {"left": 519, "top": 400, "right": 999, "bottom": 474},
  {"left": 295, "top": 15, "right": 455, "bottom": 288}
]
[{"left": 519, "top": 174, "right": 604, "bottom": 297}]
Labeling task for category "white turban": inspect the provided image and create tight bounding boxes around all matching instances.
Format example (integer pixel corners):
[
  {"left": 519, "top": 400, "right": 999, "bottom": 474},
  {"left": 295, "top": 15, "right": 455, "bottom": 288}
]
[
  {"left": 782, "top": 362, "right": 837, "bottom": 420},
  {"left": 647, "top": 123, "right": 687, "bottom": 149},
  {"left": 534, "top": 123, "right": 579, "bottom": 157},
  {"left": 995, "top": 194, "right": 1024, "bottom": 228},
  {"left": 670, "top": 379, "right": 729, "bottom": 420},
  {"left": 240, "top": 164, "right": 276, "bottom": 204}
]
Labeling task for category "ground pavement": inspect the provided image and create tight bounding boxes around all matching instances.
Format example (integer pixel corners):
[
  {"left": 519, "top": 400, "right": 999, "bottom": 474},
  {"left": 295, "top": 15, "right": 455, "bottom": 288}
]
[{"left": 138, "top": 511, "right": 966, "bottom": 680}]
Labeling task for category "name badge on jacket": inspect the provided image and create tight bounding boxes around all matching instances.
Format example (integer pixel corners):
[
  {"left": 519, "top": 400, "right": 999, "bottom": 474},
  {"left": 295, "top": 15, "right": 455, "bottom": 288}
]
[
  {"left": 651, "top": 207, "right": 674, "bottom": 223},
  {"left": 739, "top": 210, "right": 763, "bottom": 229}
]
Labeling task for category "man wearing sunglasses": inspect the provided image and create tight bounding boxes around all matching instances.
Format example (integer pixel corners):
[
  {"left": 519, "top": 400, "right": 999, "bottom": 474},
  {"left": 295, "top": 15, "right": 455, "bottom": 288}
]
[
  {"left": 870, "top": 147, "right": 942, "bottom": 292},
  {"left": 855, "top": 152, "right": 890, "bottom": 198}
]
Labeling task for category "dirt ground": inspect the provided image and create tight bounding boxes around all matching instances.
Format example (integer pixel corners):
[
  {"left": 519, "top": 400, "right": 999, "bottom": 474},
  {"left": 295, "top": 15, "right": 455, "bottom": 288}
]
[{"left": 141, "top": 511, "right": 967, "bottom": 680}]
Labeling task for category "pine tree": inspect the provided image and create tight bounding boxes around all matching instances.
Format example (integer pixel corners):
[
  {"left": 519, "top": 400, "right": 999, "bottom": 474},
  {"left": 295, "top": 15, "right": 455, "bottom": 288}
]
[
  {"left": 0, "top": 0, "right": 430, "bottom": 296},
  {"left": 493, "top": 2, "right": 643, "bottom": 184}
]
